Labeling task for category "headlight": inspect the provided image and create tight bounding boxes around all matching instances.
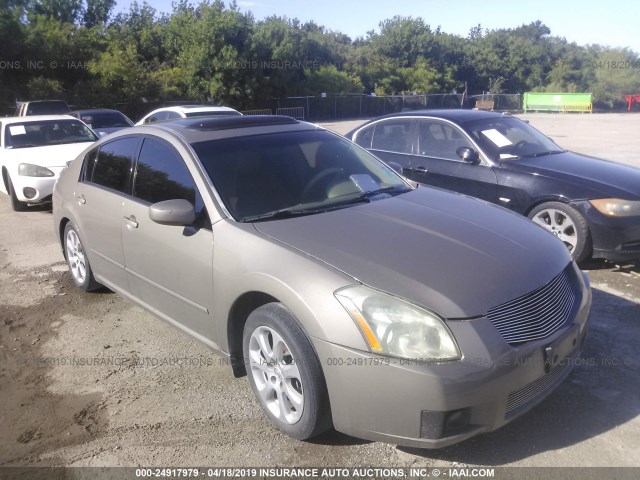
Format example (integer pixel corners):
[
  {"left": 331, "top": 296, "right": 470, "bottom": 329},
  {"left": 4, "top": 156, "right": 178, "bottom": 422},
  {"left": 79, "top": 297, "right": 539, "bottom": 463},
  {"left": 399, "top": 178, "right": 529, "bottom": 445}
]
[
  {"left": 18, "top": 163, "right": 54, "bottom": 177},
  {"left": 590, "top": 198, "right": 640, "bottom": 217},
  {"left": 335, "top": 285, "right": 461, "bottom": 361}
]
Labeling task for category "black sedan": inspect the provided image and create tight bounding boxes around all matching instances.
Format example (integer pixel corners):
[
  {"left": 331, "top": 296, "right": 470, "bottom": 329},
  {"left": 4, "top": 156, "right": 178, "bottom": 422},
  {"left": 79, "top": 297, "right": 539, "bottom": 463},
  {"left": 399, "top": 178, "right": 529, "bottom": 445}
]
[
  {"left": 347, "top": 110, "right": 640, "bottom": 262},
  {"left": 69, "top": 109, "right": 134, "bottom": 137}
]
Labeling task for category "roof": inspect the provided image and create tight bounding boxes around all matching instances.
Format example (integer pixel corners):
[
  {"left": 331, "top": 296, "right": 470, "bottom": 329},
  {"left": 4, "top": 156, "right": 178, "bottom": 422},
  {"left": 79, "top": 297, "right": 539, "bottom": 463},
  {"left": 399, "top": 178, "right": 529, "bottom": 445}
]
[
  {"left": 70, "top": 108, "right": 125, "bottom": 114},
  {"left": 0, "top": 115, "right": 78, "bottom": 125},
  {"left": 141, "top": 116, "right": 319, "bottom": 144},
  {"left": 367, "top": 109, "right": 505, "bottom": 123},
  {"left": 155, "top": 105, "right": 240, "bottom": 114}
]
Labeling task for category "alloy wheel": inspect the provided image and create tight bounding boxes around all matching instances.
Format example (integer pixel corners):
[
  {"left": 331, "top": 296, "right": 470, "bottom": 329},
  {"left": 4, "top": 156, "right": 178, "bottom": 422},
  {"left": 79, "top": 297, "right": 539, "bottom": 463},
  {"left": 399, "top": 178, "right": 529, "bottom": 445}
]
[
  {"left": 531, "top": 208, "right": 578, "bottom": 253},
  {"left": 248, "top": 325, "right": 304, "bottom": 424}
]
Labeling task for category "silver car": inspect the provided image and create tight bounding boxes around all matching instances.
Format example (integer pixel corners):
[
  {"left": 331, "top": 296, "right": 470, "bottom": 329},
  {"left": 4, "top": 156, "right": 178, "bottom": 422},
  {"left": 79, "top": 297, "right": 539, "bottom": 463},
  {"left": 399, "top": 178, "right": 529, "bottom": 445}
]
[{"left": 53, "top": 116, "right": 592, "bottom": 448}]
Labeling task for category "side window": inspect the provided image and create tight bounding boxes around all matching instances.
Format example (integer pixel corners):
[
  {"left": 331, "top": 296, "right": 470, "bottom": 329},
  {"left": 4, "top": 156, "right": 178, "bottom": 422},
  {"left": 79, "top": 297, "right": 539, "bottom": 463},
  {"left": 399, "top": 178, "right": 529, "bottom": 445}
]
[
  {"left": 371, "top": 120, "right": 413, "bottom": 154},
  {"left": 89, "top": 137, "right": 138, "bottom": 193},
  {"left": 353, "top": 125, "right": 374, "bottom": 149},
  {"left": 82, "top": 148, "right": 98, "bottom": 181},
  {"left": 133, "top": 138, "right": 205, "bottom": 215},
  {"left": 164, "top": 111, "right": 181, "bottom": 120},
  {"left": 418, "top": 120, "right": 473, "bottom": 161}
]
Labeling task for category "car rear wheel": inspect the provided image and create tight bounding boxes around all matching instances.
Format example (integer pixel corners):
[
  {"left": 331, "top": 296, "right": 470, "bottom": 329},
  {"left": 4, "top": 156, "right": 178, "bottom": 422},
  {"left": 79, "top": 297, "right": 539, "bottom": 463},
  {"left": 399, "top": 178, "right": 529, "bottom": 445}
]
[
  {"left": 243, "top": 303, "right": 332, "bottom": 440},
  {"left": 7, "top": 175, "right": 27, "bottom": 211},
  {"left": 528, "top": 202, "right": 591, "bottom": 262},
  {"left": 64, "top": 223, "right": 101, "bottom": 291}
]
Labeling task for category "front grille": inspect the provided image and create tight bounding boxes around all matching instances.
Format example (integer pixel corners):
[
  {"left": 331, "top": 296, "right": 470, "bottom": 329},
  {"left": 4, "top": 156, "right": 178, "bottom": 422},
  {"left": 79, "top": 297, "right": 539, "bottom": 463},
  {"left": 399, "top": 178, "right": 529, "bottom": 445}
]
[
  {"left": 487, "top": 265, "right": 576, "bottom": 345},
  {"left": 505, "top": 363, "right": 570, "bottom": 417}
]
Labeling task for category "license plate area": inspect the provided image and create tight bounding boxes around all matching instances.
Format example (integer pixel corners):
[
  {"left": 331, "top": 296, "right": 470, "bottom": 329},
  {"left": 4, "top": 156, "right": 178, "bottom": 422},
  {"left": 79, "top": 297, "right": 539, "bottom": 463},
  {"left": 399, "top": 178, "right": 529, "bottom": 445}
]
[{"left": 543, "top": 323, "right": 580, "bottom": 373}]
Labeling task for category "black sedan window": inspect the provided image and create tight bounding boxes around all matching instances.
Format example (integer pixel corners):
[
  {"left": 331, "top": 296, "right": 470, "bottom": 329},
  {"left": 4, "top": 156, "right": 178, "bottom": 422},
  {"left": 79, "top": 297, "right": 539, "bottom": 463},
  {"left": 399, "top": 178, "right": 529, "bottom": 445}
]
[
  {"left": 371, "top": 120, "right": 413, "bottom": 154},
  {"left": 417, "top": 120, "right": 474, "bottom": 161}
]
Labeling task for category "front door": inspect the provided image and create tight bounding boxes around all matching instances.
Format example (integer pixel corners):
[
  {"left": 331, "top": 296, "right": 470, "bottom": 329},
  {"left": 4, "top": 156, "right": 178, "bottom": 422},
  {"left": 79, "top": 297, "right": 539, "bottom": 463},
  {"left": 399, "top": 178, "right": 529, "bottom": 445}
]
[{"left": 407, "top": 119, "right": 498, "bottom": 203}]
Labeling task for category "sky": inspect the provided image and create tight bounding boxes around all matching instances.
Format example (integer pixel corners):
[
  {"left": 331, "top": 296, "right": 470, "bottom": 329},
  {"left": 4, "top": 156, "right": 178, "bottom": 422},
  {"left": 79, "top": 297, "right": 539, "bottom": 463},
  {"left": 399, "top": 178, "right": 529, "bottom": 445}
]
[{"left": 117, "top": 0, "right": 640, "bottom": 54}]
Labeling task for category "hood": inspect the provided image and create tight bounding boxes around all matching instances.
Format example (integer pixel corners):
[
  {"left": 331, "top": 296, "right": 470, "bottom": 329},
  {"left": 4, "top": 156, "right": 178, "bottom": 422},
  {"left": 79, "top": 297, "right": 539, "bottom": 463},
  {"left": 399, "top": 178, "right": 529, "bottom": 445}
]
[
  {"left": 255, "top": 188, "right": 572, "bottom": 319},
  {"left": 4, "top": 143, "right": 92, "bottom": 168},
  {"left": 504, "top": 151, "right": 640, "bottom": 200}
]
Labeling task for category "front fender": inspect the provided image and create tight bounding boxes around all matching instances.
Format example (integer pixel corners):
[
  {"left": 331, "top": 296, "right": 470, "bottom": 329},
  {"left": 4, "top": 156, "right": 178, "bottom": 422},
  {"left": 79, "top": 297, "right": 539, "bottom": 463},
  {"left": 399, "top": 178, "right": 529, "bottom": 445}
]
[{"left": 211, "top": 221, "right": 368, "bottom": 353}]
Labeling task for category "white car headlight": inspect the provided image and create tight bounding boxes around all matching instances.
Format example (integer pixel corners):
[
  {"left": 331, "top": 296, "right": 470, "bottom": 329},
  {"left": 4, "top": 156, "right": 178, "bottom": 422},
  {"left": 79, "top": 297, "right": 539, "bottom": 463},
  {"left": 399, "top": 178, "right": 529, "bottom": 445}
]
[
  {"left": 589, "top": 198, "right": 640, "bottom": 217},
  {"left": 335, "top": 285, "right": 461, "bottom": 362},
  {"left": 18, "top": 163, "right": 54, "bottom": 177}
]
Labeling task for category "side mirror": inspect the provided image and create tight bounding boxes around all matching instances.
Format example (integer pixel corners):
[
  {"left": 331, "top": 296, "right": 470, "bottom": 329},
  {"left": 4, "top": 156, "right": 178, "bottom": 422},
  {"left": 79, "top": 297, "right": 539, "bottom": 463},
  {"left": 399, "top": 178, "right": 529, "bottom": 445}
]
[
  {"left": 387, "top": 161, "right": 403, "bottom": 174},
  {"left": 456, "top": 147, "right": 480, "bottom": 164},
  {"left": 149, "top": 199, "right": 196, "bottom": 226}
]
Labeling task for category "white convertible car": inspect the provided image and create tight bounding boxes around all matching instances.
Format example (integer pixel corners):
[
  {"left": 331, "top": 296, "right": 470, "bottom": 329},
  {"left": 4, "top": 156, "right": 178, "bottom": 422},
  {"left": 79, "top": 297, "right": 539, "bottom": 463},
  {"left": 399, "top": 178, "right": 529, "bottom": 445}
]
[{"left": 1, "top": 115, "right": 98, "bottom": 211}]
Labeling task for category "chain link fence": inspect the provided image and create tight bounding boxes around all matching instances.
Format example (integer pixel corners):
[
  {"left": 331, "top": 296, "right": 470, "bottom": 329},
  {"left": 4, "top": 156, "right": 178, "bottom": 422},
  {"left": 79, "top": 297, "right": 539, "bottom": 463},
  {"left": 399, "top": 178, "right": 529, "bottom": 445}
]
[
  {"left": 1, "top": 94, "right": 523, "bottom": 122},
  {"left": 264, "top": 93, "right": 523, "bottom": 121}
]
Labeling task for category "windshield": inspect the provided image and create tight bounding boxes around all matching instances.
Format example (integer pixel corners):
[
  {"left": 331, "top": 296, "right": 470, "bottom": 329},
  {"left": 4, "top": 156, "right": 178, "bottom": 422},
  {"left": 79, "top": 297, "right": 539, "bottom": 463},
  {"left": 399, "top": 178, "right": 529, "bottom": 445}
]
[
  {"left": 76, "top": 111, "right": 133, "bottom": 129},
  {"left": 4, "top": 120, "right": 98, "bottom": 149},
  {"left": 462, "top": 116, "right": 564, "bottom": 162},
  {"left": 192, "top": 130, "right": 411, "bottom": 222}
]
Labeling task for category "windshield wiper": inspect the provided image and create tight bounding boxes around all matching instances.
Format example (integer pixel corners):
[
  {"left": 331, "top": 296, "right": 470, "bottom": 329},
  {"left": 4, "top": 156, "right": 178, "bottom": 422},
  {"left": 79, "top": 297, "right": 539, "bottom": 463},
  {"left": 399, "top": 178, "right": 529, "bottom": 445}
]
[
  {"left": 240, "top": 207, "right": 319, "bottom": 223},
  {"left": 8, "top": 144, "right": 38, "bottom": 149},
  {"left": 349, "top": 185, "right": 411, "bottom": 202},
  {"left": 518, "top": 150, "right": 566, "bottom": 158},
  {"left": 240, "top": 186, "right": 411, "bottom": 223}
]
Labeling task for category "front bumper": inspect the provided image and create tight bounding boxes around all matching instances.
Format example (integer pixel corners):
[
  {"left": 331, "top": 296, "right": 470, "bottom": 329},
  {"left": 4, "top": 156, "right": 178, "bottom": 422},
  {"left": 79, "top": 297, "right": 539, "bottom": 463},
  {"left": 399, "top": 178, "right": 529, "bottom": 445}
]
[
  {"left": 315, "top": 270, "right": 591, "bottom": 448},
  {"left": 13, "top": 168, "right": 64, "bottom": 203},
  {"left": 573, "top": 200, "right": 640, "bottom": 261}
]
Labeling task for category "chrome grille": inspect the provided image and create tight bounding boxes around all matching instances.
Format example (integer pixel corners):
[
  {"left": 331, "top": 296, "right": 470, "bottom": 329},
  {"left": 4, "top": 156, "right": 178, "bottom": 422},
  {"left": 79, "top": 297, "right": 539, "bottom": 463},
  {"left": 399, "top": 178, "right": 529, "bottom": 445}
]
[
  {"left": 487, "top": 265, "right": 576, "bottom": 345},
  {"left": 505, "top": 363, "right": 570, "bottom": 417}
]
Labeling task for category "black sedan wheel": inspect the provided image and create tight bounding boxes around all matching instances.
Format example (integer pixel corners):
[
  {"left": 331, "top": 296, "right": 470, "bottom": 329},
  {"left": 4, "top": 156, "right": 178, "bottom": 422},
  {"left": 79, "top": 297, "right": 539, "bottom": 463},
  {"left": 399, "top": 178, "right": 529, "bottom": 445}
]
[
  {"left": 243, "top": 303, "right": 332, "bottom": 440},
  {"left": 528, "top": 202, "right": 591, "bottom": 262}
]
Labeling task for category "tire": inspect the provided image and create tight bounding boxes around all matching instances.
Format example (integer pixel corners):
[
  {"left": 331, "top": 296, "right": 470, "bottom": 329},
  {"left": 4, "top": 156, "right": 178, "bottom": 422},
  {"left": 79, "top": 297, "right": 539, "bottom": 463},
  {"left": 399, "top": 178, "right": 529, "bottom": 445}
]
[
  {"left": 64, "top": 222, "right": 101, "bottom": 291},
  {"left": 6, "top": 175, "right": 27, "bottom": 212},
  {"left": 243, "top": 303, "right": 332, "bottom": 440},
  {"left": 528, "top": 202, "right": 591, "bottom": 262}
]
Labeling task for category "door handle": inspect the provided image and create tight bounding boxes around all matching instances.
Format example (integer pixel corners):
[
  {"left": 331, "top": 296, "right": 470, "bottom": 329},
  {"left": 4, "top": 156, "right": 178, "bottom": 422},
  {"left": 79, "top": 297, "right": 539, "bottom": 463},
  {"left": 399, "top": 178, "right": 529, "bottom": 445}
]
[
  {"left": 415, "top": 166, "right": 428, "bottom": 174},
  {"left": 123, "top": 215, "right": 138, "bottom": 229},
  {"left": 75, "top": 194, "right": 86, "bottom": 205}
]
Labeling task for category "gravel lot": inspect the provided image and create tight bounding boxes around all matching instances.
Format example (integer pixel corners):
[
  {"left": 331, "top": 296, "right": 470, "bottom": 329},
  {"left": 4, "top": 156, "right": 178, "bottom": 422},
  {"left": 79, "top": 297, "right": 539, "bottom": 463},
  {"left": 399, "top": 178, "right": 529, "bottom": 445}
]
[{"left": 0, "top": 113, "right": 639, "bottom": 469}]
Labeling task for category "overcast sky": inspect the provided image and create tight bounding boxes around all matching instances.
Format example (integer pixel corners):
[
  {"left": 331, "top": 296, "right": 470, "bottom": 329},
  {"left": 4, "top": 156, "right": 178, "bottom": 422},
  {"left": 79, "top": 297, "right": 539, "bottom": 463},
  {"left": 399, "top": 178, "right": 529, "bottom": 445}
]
[{"left": 120, "top": 0, "right": 639, "bottom": 53}]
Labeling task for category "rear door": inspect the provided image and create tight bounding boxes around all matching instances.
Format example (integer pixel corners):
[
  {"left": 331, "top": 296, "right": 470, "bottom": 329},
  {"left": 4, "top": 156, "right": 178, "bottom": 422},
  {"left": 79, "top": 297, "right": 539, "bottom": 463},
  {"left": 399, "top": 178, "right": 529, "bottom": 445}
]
[
  {"left": 408, "top": 119, "right": 498, "bottom": 203},
  {"left": 353, "top": 118, "right": 416, "bottom": 173},
  {"left": 121, "top": 136, "right": 215, "bottom": 339},
  {"left": 74, "top": 137, "right": 140, "bottom": 292}
]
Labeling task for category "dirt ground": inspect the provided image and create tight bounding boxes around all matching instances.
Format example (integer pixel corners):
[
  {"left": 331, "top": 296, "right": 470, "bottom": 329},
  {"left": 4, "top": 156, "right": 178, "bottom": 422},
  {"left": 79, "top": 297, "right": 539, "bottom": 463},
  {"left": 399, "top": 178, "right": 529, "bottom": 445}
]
[{"left": 0, "top": 114, "right": 639, "bottom": 469}]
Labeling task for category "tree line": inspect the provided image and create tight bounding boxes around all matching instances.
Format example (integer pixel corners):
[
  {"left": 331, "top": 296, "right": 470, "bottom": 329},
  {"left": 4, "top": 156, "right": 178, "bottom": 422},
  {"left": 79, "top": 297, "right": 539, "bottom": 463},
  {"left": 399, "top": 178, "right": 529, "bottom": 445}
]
[{"left": 2, "top": 0, "right": 640, "bottom": 118}]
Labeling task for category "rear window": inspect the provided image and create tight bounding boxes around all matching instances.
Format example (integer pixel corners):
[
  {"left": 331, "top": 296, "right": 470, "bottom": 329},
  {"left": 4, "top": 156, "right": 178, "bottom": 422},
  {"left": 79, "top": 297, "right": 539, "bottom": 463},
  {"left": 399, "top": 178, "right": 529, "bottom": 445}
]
[
  {"left": 76, "top": 111, "right": 133, "bottom": 129},
  {"left": 24, "top": 101, "right": 70, "bottom": 116}
]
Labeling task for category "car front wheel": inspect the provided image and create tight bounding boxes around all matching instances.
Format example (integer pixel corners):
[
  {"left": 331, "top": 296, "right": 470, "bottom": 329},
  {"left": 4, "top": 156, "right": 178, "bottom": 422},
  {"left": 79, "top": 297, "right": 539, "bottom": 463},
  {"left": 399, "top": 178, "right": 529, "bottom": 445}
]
[
  {"left": 528, "top": 202, "right": 591, "bottom": 262},
  {"left": 64, "top": 222, "right": 101, "bottom": 291},
  {"left": 243, "top": 303, "right": 332, "bottom": 440}
]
